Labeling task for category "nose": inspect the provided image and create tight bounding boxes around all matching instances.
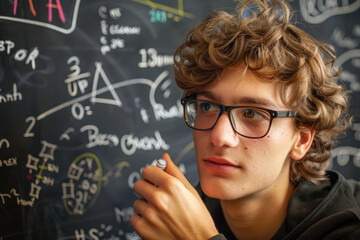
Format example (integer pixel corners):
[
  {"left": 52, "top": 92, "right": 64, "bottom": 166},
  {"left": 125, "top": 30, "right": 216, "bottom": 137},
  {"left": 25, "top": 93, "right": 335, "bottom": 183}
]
[{"left": 209, "top": 112, "right": 239, "bottom": 148}]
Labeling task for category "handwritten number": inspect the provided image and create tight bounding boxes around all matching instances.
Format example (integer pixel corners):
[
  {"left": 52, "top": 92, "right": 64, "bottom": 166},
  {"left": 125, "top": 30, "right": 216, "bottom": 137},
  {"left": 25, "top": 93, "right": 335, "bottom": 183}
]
[
  {"left": 24, "top": 117, "right": 36, "bottom": 137},
  {"left": 67, "top": 56, "right": 80, "bottom": 77}
]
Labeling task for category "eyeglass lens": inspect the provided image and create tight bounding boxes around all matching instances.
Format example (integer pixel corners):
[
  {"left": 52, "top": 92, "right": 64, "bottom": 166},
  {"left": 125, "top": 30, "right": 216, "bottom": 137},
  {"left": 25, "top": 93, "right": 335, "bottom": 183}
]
[{"left": 185, "top": 100, "right": 271, "bottom": 138}]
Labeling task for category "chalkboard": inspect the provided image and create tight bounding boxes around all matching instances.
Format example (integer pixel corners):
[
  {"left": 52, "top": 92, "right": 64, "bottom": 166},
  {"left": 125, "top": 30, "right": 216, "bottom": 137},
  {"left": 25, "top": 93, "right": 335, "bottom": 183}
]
[{"left": 0, "top": 1, "right": 359, "bottom": 239}]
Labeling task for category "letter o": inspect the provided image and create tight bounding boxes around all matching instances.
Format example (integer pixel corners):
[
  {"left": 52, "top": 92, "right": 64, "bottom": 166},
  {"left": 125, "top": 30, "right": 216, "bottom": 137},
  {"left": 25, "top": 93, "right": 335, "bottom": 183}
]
[
  {"left": 14, "top": 49, "right": 27, "bottom": 61},
  {"left": 128, "top": 171, "right": 141, "bottom": 189}
]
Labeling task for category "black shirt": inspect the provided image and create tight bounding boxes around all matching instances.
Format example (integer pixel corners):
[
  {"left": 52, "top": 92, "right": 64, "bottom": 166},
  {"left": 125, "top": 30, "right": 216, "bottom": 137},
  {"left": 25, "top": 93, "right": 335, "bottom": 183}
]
[{"left": 198, "top": 171, "right": 360, "bottom": 240}]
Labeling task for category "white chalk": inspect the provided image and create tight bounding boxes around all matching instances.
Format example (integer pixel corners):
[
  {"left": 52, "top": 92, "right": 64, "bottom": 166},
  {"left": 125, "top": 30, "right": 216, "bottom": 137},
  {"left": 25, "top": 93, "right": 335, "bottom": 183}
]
[{"left": 156, "top": 158, "right": 167, "bottom": 171}]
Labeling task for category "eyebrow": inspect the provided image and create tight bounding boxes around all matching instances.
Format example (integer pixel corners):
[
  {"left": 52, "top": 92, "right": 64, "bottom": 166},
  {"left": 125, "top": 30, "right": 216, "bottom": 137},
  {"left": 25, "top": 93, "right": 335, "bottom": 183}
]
[{"left": 196, "top": 91, "right": 280, "bottom": 109}]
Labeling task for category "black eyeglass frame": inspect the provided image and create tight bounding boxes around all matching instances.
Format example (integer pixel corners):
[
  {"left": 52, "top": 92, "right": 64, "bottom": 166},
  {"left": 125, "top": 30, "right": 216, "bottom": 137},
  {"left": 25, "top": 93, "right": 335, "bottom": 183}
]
[{"left": 181, "top": 98, "right": 298, "bottom": 139}]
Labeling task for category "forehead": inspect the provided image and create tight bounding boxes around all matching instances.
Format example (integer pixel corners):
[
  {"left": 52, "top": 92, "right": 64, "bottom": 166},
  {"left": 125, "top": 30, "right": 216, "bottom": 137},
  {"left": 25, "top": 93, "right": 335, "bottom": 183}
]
[{"left": 200, "top": 66, "right": 287, "bottom": 109}]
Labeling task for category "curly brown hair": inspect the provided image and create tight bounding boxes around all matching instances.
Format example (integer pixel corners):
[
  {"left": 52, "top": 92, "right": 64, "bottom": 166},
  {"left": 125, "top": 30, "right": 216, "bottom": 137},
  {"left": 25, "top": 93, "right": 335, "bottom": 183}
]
[{"left": 173, "top": 0, "right": 352, "bottom": 183}]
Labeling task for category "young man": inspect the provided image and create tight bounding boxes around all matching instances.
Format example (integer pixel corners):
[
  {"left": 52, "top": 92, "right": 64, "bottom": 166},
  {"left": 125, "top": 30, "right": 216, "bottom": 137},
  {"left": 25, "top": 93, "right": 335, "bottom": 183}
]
[{"left": 130, "top": 0, "right": 360, "bottom": 239}]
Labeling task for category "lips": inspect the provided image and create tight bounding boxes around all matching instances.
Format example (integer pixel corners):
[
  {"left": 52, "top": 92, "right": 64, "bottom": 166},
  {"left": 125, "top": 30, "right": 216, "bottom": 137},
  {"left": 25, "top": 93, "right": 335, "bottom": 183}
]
[{"left": 203, "top": 157, "right": 240, "bottom": 174}]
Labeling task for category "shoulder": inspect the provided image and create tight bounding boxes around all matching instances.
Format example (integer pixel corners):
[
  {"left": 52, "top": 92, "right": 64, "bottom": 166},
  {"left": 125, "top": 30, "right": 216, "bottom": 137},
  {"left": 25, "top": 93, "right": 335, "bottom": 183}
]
[
  {"left": 294, "top": 208, "right": 360, "bottom": 240},
  {"left": 283, "top": 171, "right": 360, "bottom": 239},
  {"left": 326, "top": 170, "right": 360, "bottom": 206}
]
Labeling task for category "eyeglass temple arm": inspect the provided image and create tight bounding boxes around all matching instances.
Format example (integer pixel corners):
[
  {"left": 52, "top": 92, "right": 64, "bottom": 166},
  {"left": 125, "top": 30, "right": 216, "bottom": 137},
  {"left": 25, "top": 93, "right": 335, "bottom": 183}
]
[{"left": 276, "top": 111, "right": 297, "bottom": 118}]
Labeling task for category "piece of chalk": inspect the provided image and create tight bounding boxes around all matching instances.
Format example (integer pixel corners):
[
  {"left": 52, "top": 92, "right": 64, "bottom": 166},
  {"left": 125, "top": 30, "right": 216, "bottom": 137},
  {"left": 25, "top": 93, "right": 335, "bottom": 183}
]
[{"left": 156, "top": 158, "right": 167, "bottom": 171}]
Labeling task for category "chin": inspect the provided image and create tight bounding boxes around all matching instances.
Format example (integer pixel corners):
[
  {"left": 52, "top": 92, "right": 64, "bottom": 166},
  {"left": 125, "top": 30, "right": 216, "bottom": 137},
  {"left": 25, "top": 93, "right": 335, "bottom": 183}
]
[{"left": 200, "top": 178, "right": 238, "bottom": 200}]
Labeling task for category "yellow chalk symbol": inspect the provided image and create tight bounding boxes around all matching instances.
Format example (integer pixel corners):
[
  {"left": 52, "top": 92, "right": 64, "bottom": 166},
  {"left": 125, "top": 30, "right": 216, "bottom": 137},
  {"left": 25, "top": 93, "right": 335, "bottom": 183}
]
[
  {"left": 63, "top": 153, "right": 102, "bottom": 215},
  {"left": 132, "top": 0, "right": 194, "bottom": 21}
]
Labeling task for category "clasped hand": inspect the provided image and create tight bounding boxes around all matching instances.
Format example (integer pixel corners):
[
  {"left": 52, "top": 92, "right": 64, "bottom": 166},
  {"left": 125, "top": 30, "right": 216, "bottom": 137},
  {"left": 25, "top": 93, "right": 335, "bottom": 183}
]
[{"left": 130, "top": 153, "right": 218, "bottom": 240}]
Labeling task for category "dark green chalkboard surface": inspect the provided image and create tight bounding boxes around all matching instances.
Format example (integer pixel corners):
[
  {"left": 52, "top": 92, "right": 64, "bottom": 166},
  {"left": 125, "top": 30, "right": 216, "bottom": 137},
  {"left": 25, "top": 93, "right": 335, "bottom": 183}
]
[{"left": 0, "top": 1, "right": 359, "bottom": 239}]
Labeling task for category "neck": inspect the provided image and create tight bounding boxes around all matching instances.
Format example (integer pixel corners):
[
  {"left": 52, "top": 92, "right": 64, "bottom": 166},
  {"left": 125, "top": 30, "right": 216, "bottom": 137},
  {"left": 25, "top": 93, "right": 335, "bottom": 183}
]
[{"left": 220, "top": 178, "right": 294, "bottom": 240}]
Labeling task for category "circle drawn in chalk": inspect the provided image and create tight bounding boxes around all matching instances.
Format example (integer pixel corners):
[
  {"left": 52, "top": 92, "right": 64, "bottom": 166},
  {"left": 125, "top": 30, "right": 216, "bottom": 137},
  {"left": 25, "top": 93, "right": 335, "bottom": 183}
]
[{"left": 62, "top": 153, "right": 102, "bottom": 215}]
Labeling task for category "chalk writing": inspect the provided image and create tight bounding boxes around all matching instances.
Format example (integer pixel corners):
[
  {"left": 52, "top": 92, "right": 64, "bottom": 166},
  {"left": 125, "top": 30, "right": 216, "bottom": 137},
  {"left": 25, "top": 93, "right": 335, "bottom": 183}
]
[
  {"left": 91, "top": 62, "right": 122, "bottom": 107},
  {"left": 0, "top": 40, "right": 39, "bottom": 70},
  {"left": 335, "top": 49, "right": 360, "bottom": 91},
  {"left": 0, "top": 189, "right": 34, "bottom": 207},
  {"left": 331, "top": 146, "right": 360, "bottom": 168},
  {"left": 99, "top": 6, "right": 122, "bottom": 20},
  {"left": 13, "top": 0, "right": 66, "bottom": 23},
  {"left": 66, "top": 56, "right": 91, "bottom": 97},
  {"left": 62, "top": 153, "right": 102, "bottom": 215},
  {"left": 80, "top": 125, "right": 119, "bottom": 148},
  {"left": 59, "top": 127, "right": 75, "bottom": 141},
  {"left": 153, "top": 100, "right": 183, "bottom": 120},
  {"left": 138, "top": 48, "right": 174, "bottom": 68},
  {"left": 121, "top": 130, "right": 169, "bottom": 156},
  {"left": 299, "top": 0, "right": 360, "bottom": 24},
  {"left": 0, "top": 1, "right": 358, "bottom": 239},
  {"left": 0, "top": 138, "right": 10, "bottom": 149},
  {"left": 132, "top": 0, "right": 194, "bottom": 22},
  {"left": 352, "top": 123, "right": 360, "bottom": 141},
  {"left": 0, "top": 83, "right": 22, "bottom": 104},
  {"left": 98, "top": 6, "right": 141, "bottom": 55},
  {"left": 24, "top": 116, "right": 36, "bottom": 137},
  {"left": 114, "top": 206, "right": 135, "bottom": 224},
  {"left": 0, "top": 157, "right": 17, "bottom": 167},
  {"left": 331, "top": 28, "right": 359, "bottom": 49},
  {"left": 354, "top": 24, "right": 360, "bottom": 37},
  {"left": 37, "top": 62, "right": 181, "bottom": 125},
  {"left": 102, "top": 161, "right": 130, "bottom": 186},
  {"left": 0, "top": 0, "right": 81, "bottom": 34},
  {"left": 109, "top": 25, "right": 141, "bottom": 35},
  {"left": 149, "top": 9, "right": 167, "bottom": 23},
  {"left": 0, "top": 40, "right": 15, "bottom": 54},
  {"left": 24, "top": 141, "right": 58, "bottom": 203},
  {"left": 74, "top": 224, "right": 120, "bottom": 240}
]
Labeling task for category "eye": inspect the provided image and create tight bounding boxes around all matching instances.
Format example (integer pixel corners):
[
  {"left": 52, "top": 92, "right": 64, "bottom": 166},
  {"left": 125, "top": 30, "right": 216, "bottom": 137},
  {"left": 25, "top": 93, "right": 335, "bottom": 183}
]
[
  {"left": 244, "top": 109, "right": 255, "bottom": 118},
  {"left": 198, "top": 102, "right": 217, "bottom": 112},
  {"left": 242, "top": 109, "right": 269, "bottom": 121}
]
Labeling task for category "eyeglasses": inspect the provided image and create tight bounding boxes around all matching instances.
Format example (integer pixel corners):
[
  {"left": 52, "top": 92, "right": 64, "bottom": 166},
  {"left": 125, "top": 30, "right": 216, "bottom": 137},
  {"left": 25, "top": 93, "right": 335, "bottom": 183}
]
[{"left": 181, "top": 98, "right": 297, "bottom": 139}]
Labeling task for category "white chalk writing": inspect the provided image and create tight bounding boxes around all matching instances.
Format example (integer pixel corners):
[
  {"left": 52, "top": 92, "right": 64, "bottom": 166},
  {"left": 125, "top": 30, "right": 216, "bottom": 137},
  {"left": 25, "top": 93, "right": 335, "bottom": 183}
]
[
  {"left": 138, "top": 48, "right": 173, "bottom": 68},
  {"left": 0, "top": 40, "right": 39, "bottom": 69},
  {"left": 331, "top": 28, "right": 359, "bottom": 49},
  {"left": 299, "top": 0, "right": 360, "bottom": 24},
  {"left": 114, "top": 206, "right": 135, "bottom": 224},
  {"left": 121, "top": 131, "right": 169, "bottom": 156},
  {"left": 80, "top": 125, "right": 119, "bottom": 148},
  {"left": 0, "top": 83, "right": 22, "bottom": 104},
  {"left": 331, "top": 146, "right": 360, "bottom": 168}
]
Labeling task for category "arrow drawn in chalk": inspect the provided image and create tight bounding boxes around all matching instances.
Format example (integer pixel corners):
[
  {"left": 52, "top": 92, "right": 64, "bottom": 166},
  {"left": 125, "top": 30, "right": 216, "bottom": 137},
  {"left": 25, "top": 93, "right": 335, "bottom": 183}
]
[{"left": 36, "top": 62, "right": 160, "bottom": 121}]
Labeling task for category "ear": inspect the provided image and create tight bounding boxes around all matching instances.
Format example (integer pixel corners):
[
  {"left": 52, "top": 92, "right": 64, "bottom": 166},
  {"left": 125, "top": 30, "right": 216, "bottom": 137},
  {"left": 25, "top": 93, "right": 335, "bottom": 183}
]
[{"left": 290, "top": 128, "right": 315, "bottom": 160}]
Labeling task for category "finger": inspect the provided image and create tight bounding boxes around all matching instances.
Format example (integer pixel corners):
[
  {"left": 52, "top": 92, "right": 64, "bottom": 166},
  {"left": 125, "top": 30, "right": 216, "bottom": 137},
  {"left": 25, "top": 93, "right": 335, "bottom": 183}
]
[
  {"left": 130, "top": 214, "right": 153, "bottom": 240},
  {"left": 133, "top": 178, "right": 159, "bottom": 201},
  {"left": 161, "top": 153, "right": 200, "bottom": 197},
  {"left": 130, "top": 213, "right": 141, "bottom": 229},
  {"left": 133, "top": 198, "right": 158, "bottom": 223},
  {"left": 131, "top": 200, "right": 168, "bottom": 239},
  {"left": 141, "top": 165, "right": 167, "bottom": 187},
  {"left": 133, "top": 198, "right": 148, "bottom": 217}
]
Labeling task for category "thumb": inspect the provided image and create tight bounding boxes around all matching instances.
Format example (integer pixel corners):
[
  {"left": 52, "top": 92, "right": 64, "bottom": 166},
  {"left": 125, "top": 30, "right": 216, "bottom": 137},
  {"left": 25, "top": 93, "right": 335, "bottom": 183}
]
[{"left": 161, "top": 153, "right": 199, "bottom": 197}]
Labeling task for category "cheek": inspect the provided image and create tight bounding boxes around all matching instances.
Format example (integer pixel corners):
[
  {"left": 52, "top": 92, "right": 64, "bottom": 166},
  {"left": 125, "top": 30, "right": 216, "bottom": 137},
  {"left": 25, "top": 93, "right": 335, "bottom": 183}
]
[
  {"left": 262, "top": 132, "right": 295, "bottom": 161},
  {"left": 193, "top": 131, "right": 207, "bottom": 157},
  {"left": 246, "top": 134, "right": 289, "bottom": 162}
]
